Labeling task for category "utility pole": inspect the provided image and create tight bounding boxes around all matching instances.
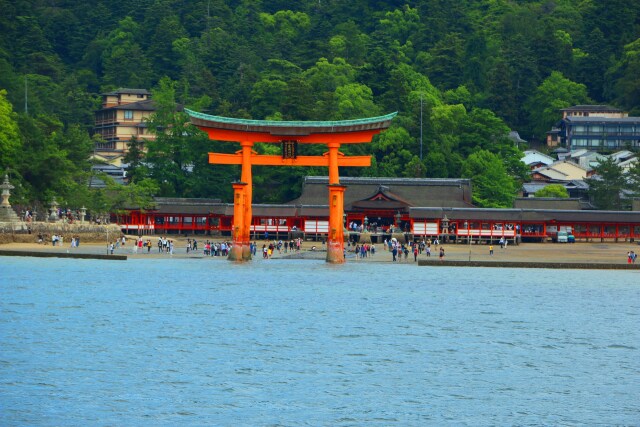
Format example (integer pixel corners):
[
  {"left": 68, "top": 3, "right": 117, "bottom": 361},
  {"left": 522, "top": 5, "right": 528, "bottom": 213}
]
[{"left": 419, "top": 92, "right": 423, "bottom": 161}]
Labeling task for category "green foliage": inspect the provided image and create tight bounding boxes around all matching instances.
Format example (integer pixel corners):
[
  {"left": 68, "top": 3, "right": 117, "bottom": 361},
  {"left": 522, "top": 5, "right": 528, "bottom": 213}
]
[
  {"left": 461, "top": 150, "right": 518, "bottom": 208},
  {"left": 586, "top": 158, "right": 626, "bottom": 210},
  {"left": 525, "top": 71, "right": 591, "bottom": 139},
  {"left": 534, "top": 184, "right": 569, "bottom": 198},
  {"left": 333, "top": 83, "right": 380, "bottom": 120},
  {"left": 625, "top": 159, "right": 640, "bottom": 199},
  {"left": 0, "top": 90, "right": 21, "bottom": 169},
  {"left": 605, "top": 38, "right": 640, "bottom": 112},
  {"left": 370, "top": 126, "right": 414, "bottom": 177}
]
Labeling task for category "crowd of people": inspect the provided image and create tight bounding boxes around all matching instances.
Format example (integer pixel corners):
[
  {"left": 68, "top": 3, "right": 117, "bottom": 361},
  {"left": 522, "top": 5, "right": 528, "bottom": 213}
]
[
  {"left": 372, "top": 237, "right": 444, "bottom": 262},
  {"left": 261, "top": 238, "right": 304, "bottom": 258}
]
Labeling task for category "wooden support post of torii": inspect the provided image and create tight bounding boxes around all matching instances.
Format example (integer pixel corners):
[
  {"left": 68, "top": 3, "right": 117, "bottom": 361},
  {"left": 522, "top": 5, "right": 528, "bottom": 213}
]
[
  {"left": 212, "top": 143, "right": 369, "bottom": 262},
  {"left": 186, "top": 109, "right": 397, "bottom": 263}
]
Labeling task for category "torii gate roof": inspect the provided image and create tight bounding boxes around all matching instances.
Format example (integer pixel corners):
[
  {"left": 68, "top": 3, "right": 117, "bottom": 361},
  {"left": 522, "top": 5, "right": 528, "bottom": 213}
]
[{"left": 185, "top": 109, "right": 397, "bottom": 137}]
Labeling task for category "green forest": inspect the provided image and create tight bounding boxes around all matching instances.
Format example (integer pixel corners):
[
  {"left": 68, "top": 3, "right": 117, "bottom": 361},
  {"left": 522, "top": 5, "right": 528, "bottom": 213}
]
[{"left": 1, "top": 0, "right": 639, "bottom": 215}]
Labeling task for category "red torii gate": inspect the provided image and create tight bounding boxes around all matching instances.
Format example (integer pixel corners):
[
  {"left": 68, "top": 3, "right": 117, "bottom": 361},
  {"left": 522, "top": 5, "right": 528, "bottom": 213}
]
[{"left": 186, "top": 109, "right": 396, "bottom": 263}]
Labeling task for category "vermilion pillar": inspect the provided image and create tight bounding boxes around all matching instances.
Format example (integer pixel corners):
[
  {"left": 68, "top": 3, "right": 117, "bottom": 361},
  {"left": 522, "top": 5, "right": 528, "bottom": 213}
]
[
  {"left": 240, "top": 141, "right": 254, "bottom": 261},
  {"left": 326, "top": 142, "right": 345, "bottom": 263},
  {"left": 327, "top": 184, "right": 346, "bottom": 263},
  {"left": 229, "top": 181, "right": 247, "bottom": 261}
]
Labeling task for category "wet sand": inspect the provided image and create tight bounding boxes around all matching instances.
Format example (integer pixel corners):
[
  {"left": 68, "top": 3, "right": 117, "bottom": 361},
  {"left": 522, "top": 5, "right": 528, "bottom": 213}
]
[{"left": 1, "top": 237, "right": 639, "bottom": 265}]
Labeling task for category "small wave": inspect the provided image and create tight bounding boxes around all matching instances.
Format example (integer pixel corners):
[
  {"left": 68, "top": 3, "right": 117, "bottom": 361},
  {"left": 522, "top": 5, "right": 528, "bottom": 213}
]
[
  {"left": 607, "top": 344, "right": 637, "bottom": 350},
  {"left": 540, "top": 344, "right": 560, "bottom": 349},
  {"left": 35, "top": 382, "right": 57, "bottom": 388}
]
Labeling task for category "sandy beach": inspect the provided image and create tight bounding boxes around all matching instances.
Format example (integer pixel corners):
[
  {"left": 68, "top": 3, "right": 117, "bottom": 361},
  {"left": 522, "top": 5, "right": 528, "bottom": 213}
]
[{"left": 1, "top": 236, "right": 639, "bottom": 265}]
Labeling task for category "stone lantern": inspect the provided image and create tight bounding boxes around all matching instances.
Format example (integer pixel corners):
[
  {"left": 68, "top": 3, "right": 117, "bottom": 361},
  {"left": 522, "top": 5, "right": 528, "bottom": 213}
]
[
  {"left": 394, "top": 211, "right": 402, "bottom": 231},
  {"left": 441, "top": 214, "right": 449, "bottom": 234},
  {"left": 49, "top": 197, "right": 59, "bottom": 222},
  {"left": 0, "top": 173, "right": 20, "bottom": 222},
  {"left": 80, "top": 206, "right": 87, "bottom": 224},
  {"left": 440, "top": 214, "right": 450, "bottom": 243},
  {"left": 0, "top": 173, "right": 14, "bottom": 208}
]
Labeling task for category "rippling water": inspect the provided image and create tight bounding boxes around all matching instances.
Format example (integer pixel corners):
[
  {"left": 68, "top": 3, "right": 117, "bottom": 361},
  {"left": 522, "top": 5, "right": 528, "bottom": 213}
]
[{"left": 1, "top": 257, "right": 639, "bottom": 426}]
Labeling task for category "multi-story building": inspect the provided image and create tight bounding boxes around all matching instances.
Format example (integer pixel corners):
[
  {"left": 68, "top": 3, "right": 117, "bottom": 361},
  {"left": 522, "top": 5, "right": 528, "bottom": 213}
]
[
  {"left": 92, "top": 88, "right": 156, "bottom": 166},
  {"left": 547, "top": 105, "right": 640, "bottom": 151}
]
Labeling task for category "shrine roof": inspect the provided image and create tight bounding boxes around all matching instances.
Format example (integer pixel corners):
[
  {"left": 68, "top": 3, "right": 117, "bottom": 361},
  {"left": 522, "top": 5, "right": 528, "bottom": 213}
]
[{"left": 185, "top": 109, "right": 397, "bottom": 136}]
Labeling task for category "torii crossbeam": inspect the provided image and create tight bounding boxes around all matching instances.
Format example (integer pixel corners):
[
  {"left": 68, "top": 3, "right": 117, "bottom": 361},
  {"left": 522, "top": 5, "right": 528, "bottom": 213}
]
[{"left": 186, "top": 109, "right": 397, "bottom": 263}]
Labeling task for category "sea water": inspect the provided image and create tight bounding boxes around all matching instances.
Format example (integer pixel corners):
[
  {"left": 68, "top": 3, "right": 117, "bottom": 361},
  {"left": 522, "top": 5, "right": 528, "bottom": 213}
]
[{"left": 0, "top": 257, "right": 638, "bottom": 426}]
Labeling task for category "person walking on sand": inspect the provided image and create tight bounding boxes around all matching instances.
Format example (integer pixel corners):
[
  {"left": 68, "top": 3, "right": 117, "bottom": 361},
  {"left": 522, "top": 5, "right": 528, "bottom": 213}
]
[
  {"left": 489, "top": 245, "right": 494, "bottom": 256},
  {"left": 439, "top": 247, "right": 445, "bottom": 261}
]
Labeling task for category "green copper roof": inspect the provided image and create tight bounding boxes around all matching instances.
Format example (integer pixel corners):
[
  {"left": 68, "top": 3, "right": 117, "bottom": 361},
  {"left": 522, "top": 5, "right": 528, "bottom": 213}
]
[{"left": 185, "top": 108, "right": 397, "bottom": 132}]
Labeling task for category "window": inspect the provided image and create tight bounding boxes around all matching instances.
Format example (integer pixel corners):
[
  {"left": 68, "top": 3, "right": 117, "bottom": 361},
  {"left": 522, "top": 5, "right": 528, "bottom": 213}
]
[
  {"left": 573, "top": 138, "right": 588, "bottom": 147},
  {"left": 124, "top": 110, "right": 133, "bottom": 120}
]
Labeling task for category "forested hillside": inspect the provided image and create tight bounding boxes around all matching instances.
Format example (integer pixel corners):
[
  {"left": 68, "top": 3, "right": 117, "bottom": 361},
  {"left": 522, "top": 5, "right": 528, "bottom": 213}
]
[{"left": 1, "top": 0, "right": 638, "bottom": 212}]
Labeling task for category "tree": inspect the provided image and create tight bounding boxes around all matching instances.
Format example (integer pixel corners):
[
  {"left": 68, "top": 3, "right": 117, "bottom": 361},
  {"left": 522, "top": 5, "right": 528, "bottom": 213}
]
[
  {"left": 424, "top": 150, "right": 448, "bottom": 178},
  {"left": 424, "top": 33, "right": 465, "bottom": 90},
  {"left": 123, "top": 136, "right": 148, "bottom": 184},
  {"left": 101, "top": 17, "right": 153, "bottom": 88},
  {"left": 586, "top": 157, "right": 626, "bottom": 210},
  {"left": 370, "top": 126, "right": 414, "bottom": 177},
  {"left": 144, "top": 77, "right": 196, "bottom": 196},
  {"left": 625, "top": 159, "right": 640, "bottom": 199},
  {"left": 250, "top": 78, "right": 288, "bottom": 119},
  {"left": 333, "top": 83, "right": 380, "bottom": 120},
  {"left": 461, "top": 150, "right": 517, "bottom": 208},
  {"left": 0, "top": 89, "right": 21, "bottom": 170},
  {"left": 534, "top": 184, "right": 569, "bottom": 198},
  {"left": 605, "top": 38, "right": 640, "bottom": 113},
  {"left": 525, "top": 71, "right": 591, "bottom": 140}
]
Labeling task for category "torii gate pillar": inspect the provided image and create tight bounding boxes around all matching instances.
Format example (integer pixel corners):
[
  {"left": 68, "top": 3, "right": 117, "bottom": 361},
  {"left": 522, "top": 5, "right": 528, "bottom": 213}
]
[
  {"left": 228, "top": 181, "right": 248, "bottom": 261},
  {"left": 327, "top": 184, "right": 346, "bottom": 263}
]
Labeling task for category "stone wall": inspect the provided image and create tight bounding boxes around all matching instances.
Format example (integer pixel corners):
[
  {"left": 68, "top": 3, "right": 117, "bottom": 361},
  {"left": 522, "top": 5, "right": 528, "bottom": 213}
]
[{"left": 0, "top": 222, "right": 121, "bottom": 245}]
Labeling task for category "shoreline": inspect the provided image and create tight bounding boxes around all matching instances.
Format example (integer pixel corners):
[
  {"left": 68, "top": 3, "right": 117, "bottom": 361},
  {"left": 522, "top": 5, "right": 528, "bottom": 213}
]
[{"left": 1, "top": 238, "right": 639, "bottom": 269}]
